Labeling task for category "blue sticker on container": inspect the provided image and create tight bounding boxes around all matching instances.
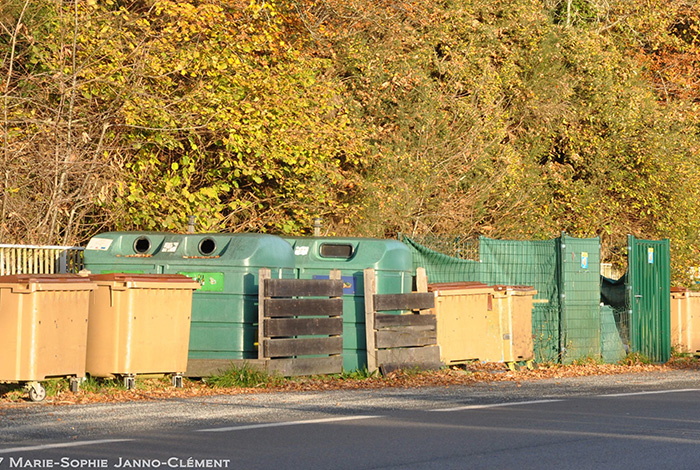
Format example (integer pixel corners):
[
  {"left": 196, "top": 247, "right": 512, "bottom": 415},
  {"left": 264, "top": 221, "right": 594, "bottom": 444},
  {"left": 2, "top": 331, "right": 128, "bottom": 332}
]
[
  {"left": 581, "top": 252, "right": 588, "bottom": 270},
  {"left": 313, "top": 275, "right": 356, "bottom": 294},
  {"left": 648, "top": 247, "right": 654, "bottom": 264}
]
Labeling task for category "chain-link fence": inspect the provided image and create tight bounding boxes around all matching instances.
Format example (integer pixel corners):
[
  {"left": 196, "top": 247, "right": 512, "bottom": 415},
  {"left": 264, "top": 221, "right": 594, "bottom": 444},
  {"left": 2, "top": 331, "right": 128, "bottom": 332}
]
[{"left": 402, "top": 234, "right": 619, "bottom": 363}]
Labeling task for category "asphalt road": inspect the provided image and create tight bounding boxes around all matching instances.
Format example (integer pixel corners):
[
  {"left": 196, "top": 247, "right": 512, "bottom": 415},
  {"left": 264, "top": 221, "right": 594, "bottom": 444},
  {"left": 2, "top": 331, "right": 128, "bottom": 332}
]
[{"left": 1, "top": 369, "right": 700, "bottom": 469}]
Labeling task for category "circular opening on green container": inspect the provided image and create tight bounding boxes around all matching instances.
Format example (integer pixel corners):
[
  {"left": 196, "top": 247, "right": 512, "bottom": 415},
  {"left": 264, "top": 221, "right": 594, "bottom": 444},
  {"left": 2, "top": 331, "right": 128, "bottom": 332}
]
[
  {"left": 199, "top": 237, "right": 216, "bottom": 256},
  {"left": 133, "top": 236, "right": 151, "bottom": 254}
]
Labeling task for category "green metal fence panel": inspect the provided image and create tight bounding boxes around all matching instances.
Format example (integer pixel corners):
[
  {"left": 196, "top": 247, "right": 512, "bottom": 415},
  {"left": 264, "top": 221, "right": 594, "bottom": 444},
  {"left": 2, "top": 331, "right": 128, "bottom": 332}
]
[
  {"left": 558, "top": 234, "right": 601, "bottom": 363},
  {"left": 479, "top": 237, "right": 560, "bottom": 363},
  {"left": 403, "top": 234, "right": 609, "bottom": 364},
  {"left": 627, "top": 235, "right": 671, "bottom": 362}
]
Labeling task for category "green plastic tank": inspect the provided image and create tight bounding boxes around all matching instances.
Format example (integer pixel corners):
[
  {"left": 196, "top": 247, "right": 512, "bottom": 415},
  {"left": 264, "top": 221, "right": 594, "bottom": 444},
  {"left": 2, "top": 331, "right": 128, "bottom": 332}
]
[
  {"left": 283, "top": 237, "right": 414, "bottom": 371},
  {"left": 83, "top": 232, "right": 296, "bottom": 360}
]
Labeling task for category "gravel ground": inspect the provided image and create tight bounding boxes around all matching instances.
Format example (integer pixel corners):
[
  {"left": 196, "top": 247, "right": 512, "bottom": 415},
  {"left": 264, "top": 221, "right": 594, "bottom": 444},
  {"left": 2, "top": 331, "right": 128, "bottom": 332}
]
[{"left": 1, "top": 368, "right": 699, "bottom": 444}]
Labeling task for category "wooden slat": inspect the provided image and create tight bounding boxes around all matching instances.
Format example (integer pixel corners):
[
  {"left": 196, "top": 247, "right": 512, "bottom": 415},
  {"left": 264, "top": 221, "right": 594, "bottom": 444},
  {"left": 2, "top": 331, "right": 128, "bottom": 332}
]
[
  {"left": 264, "top": 337, "right": 343, "bottom": 358},
  {"left": 267, "top": 356, "right": 343, "bottom": 377},
  {"left": 375, "top": 329, "right": 437, "bottom": 349},
  {"left": 415, "top": 267, "right": 428, "bottom": 293},
  {"left": 375, "top": 313, "right": 436, "bottom": 329},
  {"left": 376, "top": 345, "right": 442, "bottom": 371},
  {"left": 265, "top": 279, "right": 343, "bottom": 298},
  {"left": 364, "top": 268, "right": 378, "bottom": 373},
  {"left": 258, "top": 268, "right": 271, "bottom": 360},
  {"left": 377, "top": 324, "right": 436, "bottom": 333},
  {"left": 264, "top": 317, "right": 343, "bottom": 337},
  {"left": 264, "top": 298, "right": 343, "bottom": 318},
  {"left": 374, "top": 292, "right": 435, "bottom": 311}
]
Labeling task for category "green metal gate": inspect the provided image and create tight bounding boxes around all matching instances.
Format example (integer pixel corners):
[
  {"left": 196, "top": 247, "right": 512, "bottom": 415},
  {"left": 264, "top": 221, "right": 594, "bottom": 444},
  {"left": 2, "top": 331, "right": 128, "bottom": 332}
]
[
  {"left": 627, "top": 235, "right": 671, "bottom": 362},
  {"left": 558, "top": 234, "right": 601, "bottom": 363}
]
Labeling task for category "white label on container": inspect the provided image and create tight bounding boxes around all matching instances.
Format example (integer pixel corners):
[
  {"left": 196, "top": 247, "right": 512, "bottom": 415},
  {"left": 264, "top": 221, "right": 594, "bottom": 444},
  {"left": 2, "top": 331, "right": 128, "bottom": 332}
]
[
  {"left": 294, "top": 246, "right": 310, "bottom": 256},
  {"left": 86, "top": 238, "right": 113, "bottom": 251},
  {"left": 161, "top": 241, "right": 180, "bottom": 253}
]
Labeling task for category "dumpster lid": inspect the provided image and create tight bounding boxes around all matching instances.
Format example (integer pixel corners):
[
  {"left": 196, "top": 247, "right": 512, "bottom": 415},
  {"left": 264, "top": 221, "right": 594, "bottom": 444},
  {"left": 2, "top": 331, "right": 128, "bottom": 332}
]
[
  {"left": 0, "top": 274, "right": 94, "bottom": 284},
  {"left": 428, "top": 282, "right": 489, "bottom": 292},
  {"left": 492, "top": 285, "right": 536, "bottom": 292},
  {"left": 90, "top": 273, "right": 197, "bottom": 283}
]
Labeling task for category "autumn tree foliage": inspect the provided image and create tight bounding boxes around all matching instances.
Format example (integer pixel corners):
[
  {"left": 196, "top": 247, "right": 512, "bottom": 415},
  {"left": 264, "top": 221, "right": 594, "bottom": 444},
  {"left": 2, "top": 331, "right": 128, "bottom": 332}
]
[
  {"left": 292, "top": 0, "right": 700, "bottom": 280},
  {"left": 2, "top": 0, "right": 366, "bottom": 242},
  {"left": 107, "top": 0, "right": 367, "bottom": 235},
  {"left": 2, "top": 0, "right": 700, "bottom": 282}
]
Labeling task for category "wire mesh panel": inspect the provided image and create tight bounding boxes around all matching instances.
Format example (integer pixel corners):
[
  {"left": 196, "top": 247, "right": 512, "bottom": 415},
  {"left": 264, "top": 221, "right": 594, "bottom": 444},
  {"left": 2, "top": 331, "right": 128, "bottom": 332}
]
[
  {"left": 403, "top": 234, "right": 480, "bottom": 260},
  {"left": 601, "top": 271, "right": 629, "bottom": 356},
  {"left": 403, "top": 235, "right": 561, "bottom": 362},
  {"left": 600, "top": 305, "right": 627, "bottom": 363},
  {"left": 402, "top": 236, "right": 482, "bottom": 283},
  {"left": 479, "top": 237, "right": 560, "bottom": 363}
]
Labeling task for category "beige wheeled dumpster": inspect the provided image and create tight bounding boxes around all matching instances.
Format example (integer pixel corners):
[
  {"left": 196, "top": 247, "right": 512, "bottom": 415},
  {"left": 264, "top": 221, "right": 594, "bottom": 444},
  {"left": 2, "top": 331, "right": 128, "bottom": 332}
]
[
  {"left": 429, "top": 282, "right": 499, "bottom": 365},
  {"left": 491, "top": 285, "right": 537, "bottom": 367},
  {"left": 670, "top": 287, "right": 700, "bottom": 353},
  {"left": 0, "top": 274, "right": 95, "bottom": 401},
  {"left": 429, "top": 282, "right": 536, "bottom": 368},
  {"left": 86, "top": 273, "right": 199, "bottom": 388}
]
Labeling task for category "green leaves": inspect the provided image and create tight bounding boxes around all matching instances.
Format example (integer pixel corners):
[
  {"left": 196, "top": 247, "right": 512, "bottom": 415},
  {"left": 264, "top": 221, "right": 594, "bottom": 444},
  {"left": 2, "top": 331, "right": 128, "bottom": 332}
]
[
  {"left": 90, "top": 0, "right": 367, "bottom": 234},
  {"left": 5, "top": 0, "right": 700, "bottom": 283}
]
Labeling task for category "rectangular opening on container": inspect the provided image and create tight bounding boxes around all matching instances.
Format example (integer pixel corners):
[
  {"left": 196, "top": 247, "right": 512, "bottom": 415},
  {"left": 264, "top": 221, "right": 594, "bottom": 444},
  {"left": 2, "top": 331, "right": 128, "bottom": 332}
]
[{"left": 319, "top": 243, "right": 354, "bottom": 259}]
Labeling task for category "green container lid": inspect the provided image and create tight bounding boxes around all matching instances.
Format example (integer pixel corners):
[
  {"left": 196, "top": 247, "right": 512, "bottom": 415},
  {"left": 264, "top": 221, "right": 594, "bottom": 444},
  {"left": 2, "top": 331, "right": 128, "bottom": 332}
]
[
  {"left": 284, "top": 237, "right": 413, "bottom": 272},
  {"left": 85, "top": 232, "right": 295, "bottom": 268}
]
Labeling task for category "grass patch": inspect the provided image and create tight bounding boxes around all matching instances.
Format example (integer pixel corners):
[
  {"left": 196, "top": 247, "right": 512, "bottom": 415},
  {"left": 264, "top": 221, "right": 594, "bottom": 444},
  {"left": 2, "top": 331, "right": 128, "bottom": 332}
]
[
  {"left": 388, "top": 366, "right": 426, "bottom": 377},
  {"left": 207, "top": 363, "right": 284, "bottom": 388},
  {"left": 620, "top": 352, "right": 653, "bottom": 365},
  {"left": 79, "top": 376, "right": 126, "bottom": 393},
  {"left": 43, "top": 379, "right": 69, "bottom": 397},
  {"left": 335, "top": 367, "right": 379, "bottom": 380},
  {"left": 571, "top": 356, "right": 605, "bottom": 366},
  {"left": 670, "top": 347, "right": 691, "bottom": 358},
  {"left": 0, "top": 383, "right": 27, "bottom": 402}
]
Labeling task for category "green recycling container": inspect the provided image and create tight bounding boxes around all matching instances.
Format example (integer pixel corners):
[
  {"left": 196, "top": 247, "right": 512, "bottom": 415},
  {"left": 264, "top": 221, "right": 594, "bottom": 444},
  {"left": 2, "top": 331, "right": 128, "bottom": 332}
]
[
  {"left": 83, "top": 232, "right": 295, "bottom": 360},
  {"left": 283, "top": 237, "right": 414, "bottom": 371}
]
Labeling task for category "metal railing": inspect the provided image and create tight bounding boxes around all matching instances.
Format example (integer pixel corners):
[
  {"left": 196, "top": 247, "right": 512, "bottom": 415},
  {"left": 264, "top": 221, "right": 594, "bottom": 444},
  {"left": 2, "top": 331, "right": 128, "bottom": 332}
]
[{"left": 0, "top": 245, "right": 85, "bottom": 275}]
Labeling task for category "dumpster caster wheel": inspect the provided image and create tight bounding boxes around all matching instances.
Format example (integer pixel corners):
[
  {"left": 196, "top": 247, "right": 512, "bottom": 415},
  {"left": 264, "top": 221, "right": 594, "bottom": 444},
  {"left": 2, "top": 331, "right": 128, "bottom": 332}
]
[
  {"left": 172, "top": 375, "right": 183, "bottom": 388},
  {"left": 69, "top": 378, "right": 81, "bottom": 393},
  {"left": 28, "top": 383, "right": 46, "bottom": 403},
  {"left": 124, "top": 376, "right": 136, "bottom": 390}
]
